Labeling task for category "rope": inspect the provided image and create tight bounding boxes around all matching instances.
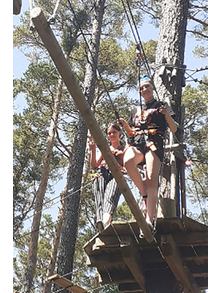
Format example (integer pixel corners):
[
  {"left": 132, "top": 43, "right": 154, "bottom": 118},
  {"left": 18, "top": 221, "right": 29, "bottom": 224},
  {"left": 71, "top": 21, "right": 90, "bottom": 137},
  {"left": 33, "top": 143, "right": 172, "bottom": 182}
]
[
  {"left": 15, "top": 219, "right": 58, "bottom": 241},
  {"left": 120, "top": 0, "right": 151, "bottom": 76},
  {"left": 124, "top": 0, "right": 151, "bottom": 76},
  {"left": 29, "top": 0, "right": 35, "bottom": 32},
  {"left": 66, "top": 0, "right": 120, "bottom": 121},
  {"left": 48, "top": 0, "right": 62, "bottom": 24},
  {"left": 14, "top": 181, "right": 92, "bottom": 241},
  {"left": 121, "top": 0, "right": 138, "bottom": 45},
  {"left": 14, "top": 181, "right": 91, "bottom": 229},
  {"left": 185, "top": 71, "right": 208, "bottom": 86},
  {"left": 136, "top": 45, "right": 143, "bottom": 113},
  {"left": 120, "top": 0, "right": 161, "bottom": 101},
  {"left": 153, "top": 63, "right": 208, "bottom": 86}
]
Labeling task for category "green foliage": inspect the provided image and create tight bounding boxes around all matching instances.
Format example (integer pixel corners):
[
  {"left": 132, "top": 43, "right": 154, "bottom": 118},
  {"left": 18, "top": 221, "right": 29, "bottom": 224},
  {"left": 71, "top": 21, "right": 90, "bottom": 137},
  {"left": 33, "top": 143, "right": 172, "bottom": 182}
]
[
  {"left": 95, "top": 93, "right": 134, "bottom": 129},
  {"left": 14, "top": 215, "right": 56, "bottom": 292},
  {"left": 13, "top": 62, "right": 68, "bottom": 238},
  {"left": 115, "top": 200, "right": 134, "bottom": 221},
  {"left": 13, "top": 111, "right": 45, "bottom": 236},
  {"left": 193, "top": 45, "right": 208, "bottom": 59},
  {"left": 182, "top": 79, "right": 208, "bottom": 223}
]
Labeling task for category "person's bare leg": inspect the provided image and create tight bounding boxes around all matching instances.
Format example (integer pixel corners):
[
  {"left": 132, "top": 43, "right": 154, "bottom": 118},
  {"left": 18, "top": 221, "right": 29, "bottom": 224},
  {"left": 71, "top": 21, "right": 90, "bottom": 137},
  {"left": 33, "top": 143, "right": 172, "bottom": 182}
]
[
  {"left": 144, "top": 151, "right": 161, "bottom": 223},
  {"left": 124, "top": 147, "right": 147, "bottom": 196},
  {"left": 102, "top": 213, "right": 112, "bottom": 227}
]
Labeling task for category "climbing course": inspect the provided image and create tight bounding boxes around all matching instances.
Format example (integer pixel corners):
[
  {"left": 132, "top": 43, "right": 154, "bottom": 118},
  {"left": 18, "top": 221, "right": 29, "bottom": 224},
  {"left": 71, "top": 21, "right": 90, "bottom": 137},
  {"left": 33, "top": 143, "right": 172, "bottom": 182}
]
[{"left": 19, "top": 0, "right": 208, "bottom": 292}]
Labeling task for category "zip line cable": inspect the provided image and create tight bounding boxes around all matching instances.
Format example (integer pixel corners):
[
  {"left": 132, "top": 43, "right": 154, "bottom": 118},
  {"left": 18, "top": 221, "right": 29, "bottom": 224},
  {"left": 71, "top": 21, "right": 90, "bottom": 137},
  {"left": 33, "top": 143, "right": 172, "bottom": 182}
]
[
  {"left": 15, "top": 182, "right": 92, "bottom": 242},
  {"left": 125, "top": 0, "right": 152, "bottom": 75},
  {"left": 120, "top": 0, "right": 161, "bottom": 101},
  {"left": 15, "top": 218, "right": 59, "bottom": 241},
  {"left": 14, "top": 181, "right": 92, "bottom": 230},
  {"left": 185, "top": 71, "right": 208, "bottom": 86},
  {"left": 121, "top": 0, "right": 151, "bottom": 76},
  {"left": 120, "top": 0, "right": 138, "bottom": 45}
]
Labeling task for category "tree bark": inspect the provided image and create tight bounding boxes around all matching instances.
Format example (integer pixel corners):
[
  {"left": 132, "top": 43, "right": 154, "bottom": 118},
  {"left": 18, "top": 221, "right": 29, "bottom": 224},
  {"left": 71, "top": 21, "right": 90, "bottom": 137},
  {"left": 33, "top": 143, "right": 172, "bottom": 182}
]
[
  {"left": 154, "top": 0, "right": 188, "bottom": 121},
  {"left": 56, "top": 0, "right": 105, "bottom": 288},
  {"left": 22, "top": 77, "right": 63, "bottom": 293},
  {"left": 154, "top": 0, "right": 189, "bottom": 220},
  {"left": 43, "top": 189, "right": 66, "bottom": 293}
]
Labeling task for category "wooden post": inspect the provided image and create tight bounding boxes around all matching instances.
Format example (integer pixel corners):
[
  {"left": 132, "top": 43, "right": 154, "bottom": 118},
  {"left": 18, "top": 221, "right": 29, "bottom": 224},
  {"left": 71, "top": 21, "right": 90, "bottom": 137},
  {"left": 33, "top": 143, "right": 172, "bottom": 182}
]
[
  {"left": 179, "top": 105, "right": 187, "bottom": 216},
  {"left": 13, "top": 0, "right": 22, "bottom": 15},
  {"left": 161, "top": 235, "right": 200, "bottom": 293},
  {"left": 31, "top": 7, "right": 153, "bottom": 243},
  {"left": 120, "top": 237, "right": 147, "bottom": 292}
]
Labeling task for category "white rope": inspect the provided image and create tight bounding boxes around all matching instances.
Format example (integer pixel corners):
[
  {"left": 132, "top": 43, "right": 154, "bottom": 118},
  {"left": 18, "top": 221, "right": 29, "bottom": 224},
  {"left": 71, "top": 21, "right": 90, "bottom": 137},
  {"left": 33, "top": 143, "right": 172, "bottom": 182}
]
[
  {"left": 29, "top": 0, "right": 35, "bottom": 31},
  {"left": 48, "top": 0, "right": 62, "bottom": 24}
]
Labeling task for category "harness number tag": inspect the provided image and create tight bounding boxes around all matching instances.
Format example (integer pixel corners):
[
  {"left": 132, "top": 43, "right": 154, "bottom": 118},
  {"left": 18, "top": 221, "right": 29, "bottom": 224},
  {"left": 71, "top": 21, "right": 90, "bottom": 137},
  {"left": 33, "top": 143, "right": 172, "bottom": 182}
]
[{"left": 146, "top": 141, "right": 157, "bottom": 151}]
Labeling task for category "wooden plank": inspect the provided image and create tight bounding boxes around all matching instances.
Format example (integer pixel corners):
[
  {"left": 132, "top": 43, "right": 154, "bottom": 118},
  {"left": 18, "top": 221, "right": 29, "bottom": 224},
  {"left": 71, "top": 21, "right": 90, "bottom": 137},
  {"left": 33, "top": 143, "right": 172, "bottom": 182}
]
[
  {"left": 31, "top": 7, "right": 153, "bottom": 243},
  {"left": 84, "top": 220, "right": 207, "bottom": 291},
  {"left": 47, "top": 274, "right": 87, "bottom": 293},
  {"left": 182, "top": 216, "right": 208, "bottom": 232},
  {"left": 169, "top": 231, "right": 208, "bottom": 246},
  {"left": 195, "top": 277, "right": 208, "bottom": 289},
  {"left": 156, "top": 217, "right": 185, "bottom": 233},
  {"left": 120, "top": 237, "right": 147, "bottom": 293},
  {"left": 188, "top": 263, "right": 208, "bottom": 278},
  {"left": 119, "top": 282, "right": 142, "bottom": 292},
  {"left": 87, "top": 252, "right": 124, "bottom": 267},
  {"left": 99, "top": 268, "right": 135, "bottom": 284},
  {"left": 164, "top": 143, "right": 186, "bottom": 152},
  {"left": 160, "top": 235, "right": 200, "bottom": 293}
]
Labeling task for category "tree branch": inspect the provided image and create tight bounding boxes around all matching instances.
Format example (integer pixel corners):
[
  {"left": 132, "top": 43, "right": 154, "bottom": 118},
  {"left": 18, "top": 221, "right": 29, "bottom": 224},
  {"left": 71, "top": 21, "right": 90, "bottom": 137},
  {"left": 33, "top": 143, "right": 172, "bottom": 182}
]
[
  {"left": 186, "top": 29, "right": 208, "bottom": 39},
  {"left": 55, "top": 129, "right": 72, "bottom": 156},
  {"left": 188, "top": 14, "right": 208, "bottom": 27}
]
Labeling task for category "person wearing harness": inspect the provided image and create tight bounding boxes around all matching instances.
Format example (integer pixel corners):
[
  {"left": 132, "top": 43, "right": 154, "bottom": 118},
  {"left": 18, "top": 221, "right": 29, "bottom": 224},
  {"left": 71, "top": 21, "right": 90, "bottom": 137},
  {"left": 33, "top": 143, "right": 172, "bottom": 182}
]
[
  {"left": 118, "top": 75, "right": 177, "bottom": 228},
  {"left": 89, "top": 123, "right": 126, "bottom": 233}
]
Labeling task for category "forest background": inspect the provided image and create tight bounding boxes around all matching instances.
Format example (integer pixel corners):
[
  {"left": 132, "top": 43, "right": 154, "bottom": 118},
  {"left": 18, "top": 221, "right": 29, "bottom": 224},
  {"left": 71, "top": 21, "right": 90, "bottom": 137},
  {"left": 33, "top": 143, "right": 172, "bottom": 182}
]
[{"left": 5, "top": 0, "right": 217, "bottom": 292}]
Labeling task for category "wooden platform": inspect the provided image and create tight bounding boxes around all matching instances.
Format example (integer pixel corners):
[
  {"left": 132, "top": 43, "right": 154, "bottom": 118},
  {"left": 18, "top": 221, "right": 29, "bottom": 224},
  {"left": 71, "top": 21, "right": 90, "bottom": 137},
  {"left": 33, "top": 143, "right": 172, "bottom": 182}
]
[
  {"left": 47, "top": 274, "right": 87, "bottom": 293},
  {"left": 84, "top": 217, "right": 207, "bottom": 293}
]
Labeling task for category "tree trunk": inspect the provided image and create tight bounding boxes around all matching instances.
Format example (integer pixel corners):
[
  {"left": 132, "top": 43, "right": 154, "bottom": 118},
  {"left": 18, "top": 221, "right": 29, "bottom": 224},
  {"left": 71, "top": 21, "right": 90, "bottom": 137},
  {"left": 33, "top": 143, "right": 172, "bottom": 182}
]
[
  {"left": 42, "top": 189, "right": 66, "bottom": 293},
  {"left": 22, "top": 77, "right": 63, "bottom": 293},
  {"left": 56, "top": 0, "right": 105, "bottom": 288},
  {"left": 154, "top": 0, "right": 189, "bottom": 219}
]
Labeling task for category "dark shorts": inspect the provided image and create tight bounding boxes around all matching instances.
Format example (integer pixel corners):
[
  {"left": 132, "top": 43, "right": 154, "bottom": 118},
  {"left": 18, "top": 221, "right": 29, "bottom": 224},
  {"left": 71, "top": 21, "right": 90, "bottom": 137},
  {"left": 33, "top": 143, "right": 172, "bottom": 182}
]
[{"left": 129, "top": 134, "right": 164, "bottom": 163}]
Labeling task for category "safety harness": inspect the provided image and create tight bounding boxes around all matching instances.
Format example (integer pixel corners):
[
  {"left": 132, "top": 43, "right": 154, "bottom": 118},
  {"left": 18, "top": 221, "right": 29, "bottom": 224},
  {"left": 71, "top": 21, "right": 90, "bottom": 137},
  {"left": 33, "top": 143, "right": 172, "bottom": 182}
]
[
  {"left": 90, "top": 146, "right": 128, "bottom": 178},
  {"left": 128, "top": 101, "right": 166, "bottom": 153}
]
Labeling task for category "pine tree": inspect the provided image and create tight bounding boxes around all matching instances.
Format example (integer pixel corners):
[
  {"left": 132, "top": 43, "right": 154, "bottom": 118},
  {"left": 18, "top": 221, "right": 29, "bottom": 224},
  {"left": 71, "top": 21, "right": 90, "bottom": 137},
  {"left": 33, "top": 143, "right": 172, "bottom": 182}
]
[{"left": 55, "top": 1, "right": 106, "bottom": 289}]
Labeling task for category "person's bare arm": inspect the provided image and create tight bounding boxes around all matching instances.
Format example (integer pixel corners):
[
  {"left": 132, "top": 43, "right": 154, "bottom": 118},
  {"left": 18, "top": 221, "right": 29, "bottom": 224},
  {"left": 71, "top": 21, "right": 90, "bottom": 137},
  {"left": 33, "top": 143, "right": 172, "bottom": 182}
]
[
  {"left": 160, "top": 106, "right": 177, "bottom": 133},
  {"left": 118, "top": 118, "right": 134, "bottom": 136},
  {"left": 89, "top": 138, "right": 103, "bottom": 169}
]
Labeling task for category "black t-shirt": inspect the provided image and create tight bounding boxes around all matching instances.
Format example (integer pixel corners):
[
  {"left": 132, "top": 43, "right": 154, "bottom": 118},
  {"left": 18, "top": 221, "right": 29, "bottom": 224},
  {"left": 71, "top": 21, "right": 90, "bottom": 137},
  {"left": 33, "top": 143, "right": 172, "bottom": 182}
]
[
  {"left": 127, "top": 99, "right": 174, "bottom": 161},
  {"left": 128, "top": 99, "right": 168, "bottom": 133}
]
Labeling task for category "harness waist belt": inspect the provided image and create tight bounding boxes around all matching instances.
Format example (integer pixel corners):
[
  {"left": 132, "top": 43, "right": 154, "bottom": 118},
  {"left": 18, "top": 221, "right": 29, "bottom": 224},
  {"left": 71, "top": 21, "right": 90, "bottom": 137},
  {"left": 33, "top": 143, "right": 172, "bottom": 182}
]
[{"left": 128, "top": 129, "right": 164, "bottom": 137}]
